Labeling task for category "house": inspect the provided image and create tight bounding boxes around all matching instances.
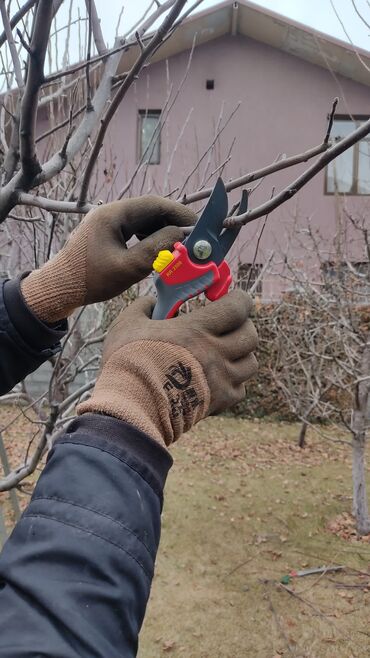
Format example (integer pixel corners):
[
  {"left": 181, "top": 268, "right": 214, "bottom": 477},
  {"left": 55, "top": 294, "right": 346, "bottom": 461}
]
[
  {"left": 3, "top": 0, "right": 370, "bottom": 396},
  {"left": 99, "top": 0, "right": 370, "bottom": 299}
]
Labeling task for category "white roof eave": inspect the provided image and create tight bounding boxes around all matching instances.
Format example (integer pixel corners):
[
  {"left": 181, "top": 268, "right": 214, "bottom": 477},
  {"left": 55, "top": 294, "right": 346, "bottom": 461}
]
[{"left": 117, "top": 0, "right": 370, "bottom": 88}]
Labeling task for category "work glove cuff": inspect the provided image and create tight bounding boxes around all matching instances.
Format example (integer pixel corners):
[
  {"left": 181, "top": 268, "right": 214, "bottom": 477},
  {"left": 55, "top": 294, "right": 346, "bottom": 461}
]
[
  {"left": 77, "top": 339, "right": 211, "bottom": 446},
  {"left": 21, "top": 221, "right": 88, "bottom": 323}
]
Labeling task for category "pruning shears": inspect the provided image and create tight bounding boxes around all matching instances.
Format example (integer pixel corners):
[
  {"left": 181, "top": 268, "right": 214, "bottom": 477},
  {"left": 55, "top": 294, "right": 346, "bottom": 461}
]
[{"left": 152, "top": 178, "right": 248, "bottom": 320}]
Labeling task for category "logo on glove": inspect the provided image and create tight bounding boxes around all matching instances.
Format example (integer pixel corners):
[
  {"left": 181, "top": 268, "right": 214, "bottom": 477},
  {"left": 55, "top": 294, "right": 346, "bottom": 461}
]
[
  {"left": 163, "top": 361, "right": 202, "bottom": 418},
  {"left": 164, "top": 362, "right": 192, "bottom": 390}
]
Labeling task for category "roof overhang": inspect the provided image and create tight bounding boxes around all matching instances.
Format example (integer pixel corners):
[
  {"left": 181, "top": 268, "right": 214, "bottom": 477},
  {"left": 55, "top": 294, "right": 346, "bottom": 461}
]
[{"left": 118, "top": 0, "right": 370, "bottom": 88}]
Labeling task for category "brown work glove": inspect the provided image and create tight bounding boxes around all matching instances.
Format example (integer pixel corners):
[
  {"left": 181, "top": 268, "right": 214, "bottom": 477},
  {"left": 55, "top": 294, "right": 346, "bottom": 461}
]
[
  {"left": 21, "top": 197, "right": 196, "bottom": 323},
  {"left": 77, "top": 290, "right": 258, "bottom": 446}
]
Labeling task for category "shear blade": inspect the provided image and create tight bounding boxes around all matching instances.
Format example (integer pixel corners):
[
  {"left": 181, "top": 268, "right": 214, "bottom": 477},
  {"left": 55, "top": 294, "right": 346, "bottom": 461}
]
[
  {"left": 218, "top": 188, "right": 248, "bottom": 257},
  {"left": 183, "top": 178, "right": 228, "bottom": 265}
]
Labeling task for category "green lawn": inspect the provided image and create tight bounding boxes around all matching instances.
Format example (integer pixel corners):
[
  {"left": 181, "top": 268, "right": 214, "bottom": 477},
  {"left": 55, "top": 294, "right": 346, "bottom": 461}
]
[{"left": 1, "top": 408, "right": 369, "bottom": 657}]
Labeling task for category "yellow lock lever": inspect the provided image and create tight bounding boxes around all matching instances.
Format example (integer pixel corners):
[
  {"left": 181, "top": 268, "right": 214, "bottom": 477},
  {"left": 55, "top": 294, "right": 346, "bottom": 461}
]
[{"left": 152, "top": 250, "right": 174, "bottom": 273}]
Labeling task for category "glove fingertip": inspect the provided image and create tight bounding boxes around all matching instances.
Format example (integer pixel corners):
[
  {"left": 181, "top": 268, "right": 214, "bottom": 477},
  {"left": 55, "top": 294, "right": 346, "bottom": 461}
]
[
  {"left": 148, "top": 225, "right": 186, "bottom": 251},
  {"left": 134, "top": 295, "right": 156, "bottom": 317}
]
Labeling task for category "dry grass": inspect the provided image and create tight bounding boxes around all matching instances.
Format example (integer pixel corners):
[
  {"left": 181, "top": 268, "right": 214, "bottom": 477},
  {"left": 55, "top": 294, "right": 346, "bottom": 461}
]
[
  {"left": 0, "top": 404, "right": 43, "bottom": 527},
  {"left": 139, "top": 417, "right": 370, "bottom": 658},
  {"left": 1, "top": 407, "right": 369, "bottom": 657}
]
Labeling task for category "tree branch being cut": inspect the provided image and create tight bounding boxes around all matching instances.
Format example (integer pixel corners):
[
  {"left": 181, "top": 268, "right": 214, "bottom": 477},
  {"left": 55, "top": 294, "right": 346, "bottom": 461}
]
[{"left": 224, "top": 116, "right": 370, "bottom": 227}]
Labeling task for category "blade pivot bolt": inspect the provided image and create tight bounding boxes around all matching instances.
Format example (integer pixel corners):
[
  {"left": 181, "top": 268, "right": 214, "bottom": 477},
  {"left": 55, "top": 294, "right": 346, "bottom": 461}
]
[{"left": 193, "top": 240, "right": 212, "bottom": 260}]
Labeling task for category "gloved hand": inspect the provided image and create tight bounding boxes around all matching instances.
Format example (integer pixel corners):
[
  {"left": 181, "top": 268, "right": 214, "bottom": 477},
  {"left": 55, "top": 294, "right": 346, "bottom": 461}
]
[
  {"left": 78, "top": 290, "right": 258, "bottom": 446},
  {"left": 21, "top": 197, "right": 196, "bottom": 323}
]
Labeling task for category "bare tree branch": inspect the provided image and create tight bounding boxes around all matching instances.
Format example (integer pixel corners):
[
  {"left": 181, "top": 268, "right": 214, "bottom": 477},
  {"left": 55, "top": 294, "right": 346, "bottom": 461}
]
[
  {"left": 350, "top": 0, "right": 370, "bottom": 30},
  {"left": 43, "top": 40, "right": 128, "bottom": 85},
  {"left": 225, "top": 118, "right": 370, "bottom": 227},
  {"left": 124, "top": 0, "right": 181, "bottom": 40},
  {"left": 77, "top": 0, "right": 188, "bottom": 206},
  {"left": 182, "top": 141, "right": 329, "bottom": 205},
  {"left": 7, "top": 212, "right": 42, "bottom": 222},
  {"left": 330, "top": 0, "right": 370, "bottom": 74},
  {"left": 85, "top": 0, "right": 94, "bottom": 111},
  {"left": 0, "top": 405, "right": 58, "bottom": 492},
  {"left": 35, "top": 103, "right": 86, "bottom": 143},
  {"left": 0, "top": 0, "right": 36, "bottom": 49},
  {"left": 0, "top": 1, "right": 185, "bottom": 211},
  {"left": 177, "top": 101, "right": 241, "bottom": 200},
  {"left": 19, "top": 0, "right": 55, "bottom": 184},
  {"left": 84, "top": 0, "right": 107, "bottom": 56},
  {"left": 43, "top": 0, "right": 182, "bottom": 86},
  {"left": 18, "top": 192, "right": 93, "bottom": 214},
  {"left": 0, "top": 1, "right": 24, "bottom": 89}
]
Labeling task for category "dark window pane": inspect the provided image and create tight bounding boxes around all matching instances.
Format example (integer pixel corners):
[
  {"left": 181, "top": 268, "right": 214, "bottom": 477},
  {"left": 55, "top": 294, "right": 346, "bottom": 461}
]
[
  {"left": 326, "top": 117, "right": 370, "bottom": 195},
  {"left": 139, "top": 111, "right": 161, "bottom": 164},
  {"left": 327, "top": 120, "right": 354, "bottom": 193},
  {"left": 358, "top": 138, "right": 370, "bottom": 194}
]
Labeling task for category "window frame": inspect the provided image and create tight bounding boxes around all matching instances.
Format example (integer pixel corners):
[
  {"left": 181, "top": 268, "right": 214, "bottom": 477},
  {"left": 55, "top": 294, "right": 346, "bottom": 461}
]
[
  {"left": 137, "top": 109, "right": 161, "bottom": 165},
  {"left": 324, "top": 114, "right": 370, "bottom": 196}
]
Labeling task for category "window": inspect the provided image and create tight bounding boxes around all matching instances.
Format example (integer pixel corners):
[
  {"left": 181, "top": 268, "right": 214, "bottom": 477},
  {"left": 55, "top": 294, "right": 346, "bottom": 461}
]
[
  {"left": 237, "top": 263, "right": 263, "bottom": 294},
  {"left": 138, "top": 110, "right": 161, "bottom": 164},
  {"left": 326, "top": 116, "right": 370, "bottom": 194}
]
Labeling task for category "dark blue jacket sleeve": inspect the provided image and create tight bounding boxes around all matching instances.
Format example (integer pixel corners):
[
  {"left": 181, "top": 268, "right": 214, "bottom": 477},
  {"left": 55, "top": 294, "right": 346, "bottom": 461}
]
[
  {"left": 0, "top": 413, "right": 172, "bottom": 657},
  {"left": 0, "top": 277, "right": 67, "bottom": 395}
]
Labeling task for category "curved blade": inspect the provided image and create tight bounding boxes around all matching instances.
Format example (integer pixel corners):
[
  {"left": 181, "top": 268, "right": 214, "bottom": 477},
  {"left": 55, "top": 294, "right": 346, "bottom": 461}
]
[
  {"left": 218, "top": 189, "right": 248, "bottom": 257},
  {"left": 183, "top": 178, "right": 228, "bottom": 265}
]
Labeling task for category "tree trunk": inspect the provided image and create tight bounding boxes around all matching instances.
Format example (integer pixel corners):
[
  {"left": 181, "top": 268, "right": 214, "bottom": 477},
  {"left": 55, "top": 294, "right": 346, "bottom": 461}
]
[
  {"left": 351, "top": 339, "right": 370, "bottom": 535},
  {"left": 352, "top": 423, "right": 370, "bottom": 535},
  {"left": 298, "top": 420, "right": 308, "bottom": 448}
]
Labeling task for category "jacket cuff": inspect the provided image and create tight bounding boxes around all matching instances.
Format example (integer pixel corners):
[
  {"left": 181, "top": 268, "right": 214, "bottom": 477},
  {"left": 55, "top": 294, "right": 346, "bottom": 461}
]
[
  {"left": 3, "top": 275, "right": 67, "bottom": 352},
  {"left": 55, "top": 414, "right": 173, "bottom": 503}
]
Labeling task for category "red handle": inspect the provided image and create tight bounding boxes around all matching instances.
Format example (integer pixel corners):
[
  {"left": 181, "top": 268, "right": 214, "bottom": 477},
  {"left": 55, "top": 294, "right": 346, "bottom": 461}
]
[
  {"left": 205, "top": 260, "right": 232, "bottom": 301},
  {"left": 153, "top": 243, "right": 233, "bottom": 319}
]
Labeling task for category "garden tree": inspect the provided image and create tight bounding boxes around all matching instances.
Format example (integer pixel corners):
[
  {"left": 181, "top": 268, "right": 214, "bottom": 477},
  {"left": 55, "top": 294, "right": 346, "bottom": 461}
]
[
  {"left": 270, "top": 213, "right": 370, "bottom": 534},
  {"left": 0, "top": 0, "right": 369, "bottom": 499}
]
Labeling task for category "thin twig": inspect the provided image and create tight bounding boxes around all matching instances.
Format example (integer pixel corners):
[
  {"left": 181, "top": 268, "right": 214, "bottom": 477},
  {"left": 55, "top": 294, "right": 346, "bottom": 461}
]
[
  {"left": 0, "top": 1, "right": 24, "bottom": 89},
  {"left": 266, "top": 587, "right": 295, "bottom": 656},
  {"left": 85, "top": 0, "right": 93, "bottom": 111},
  {"left": 350, "top": 0, "right": 370, "bottom": 30},
  {"left": 247, "top": 187, "right": 274, "bottom": 288},
  {"left": 0, "top": 0, "right": 36, "bottom": 49},
  {"left": 324, "top": 97, "right": 338, "bottom": 144},
  {"left": 84, "top": 0, "right": 107, "bottom": 56}
]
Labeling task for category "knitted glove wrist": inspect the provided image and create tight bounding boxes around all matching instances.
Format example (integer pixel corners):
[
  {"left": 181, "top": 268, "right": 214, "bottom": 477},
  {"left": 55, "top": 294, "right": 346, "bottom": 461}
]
[{"left": 21, "top": 222, "right": 89, "bottom": 323}]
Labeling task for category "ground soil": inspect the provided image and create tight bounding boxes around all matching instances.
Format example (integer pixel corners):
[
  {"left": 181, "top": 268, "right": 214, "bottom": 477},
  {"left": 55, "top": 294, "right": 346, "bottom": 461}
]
[{"left": 1, "top": 407, "right": 369, "bottom": 657}]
